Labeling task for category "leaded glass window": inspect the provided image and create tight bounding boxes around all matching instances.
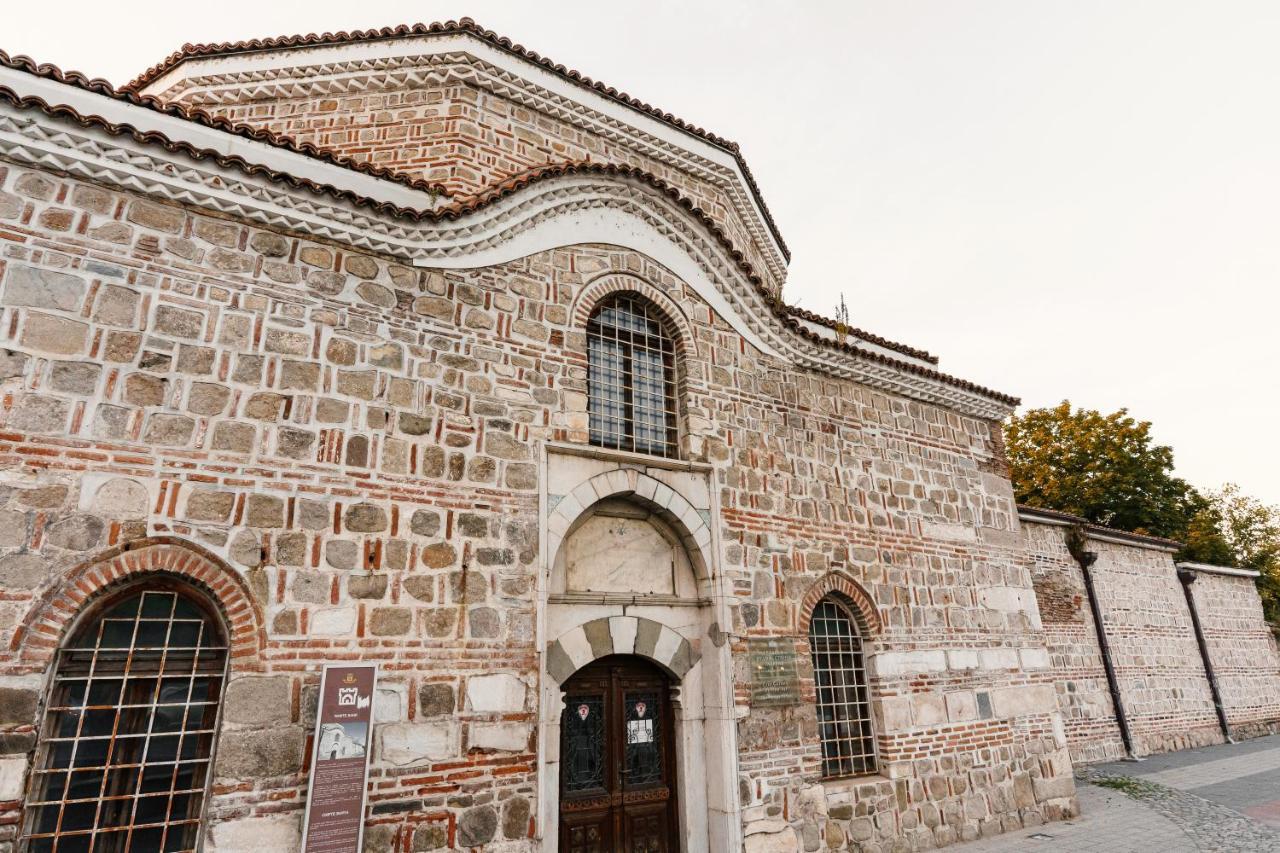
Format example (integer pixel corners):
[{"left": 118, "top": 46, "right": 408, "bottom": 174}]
[
  {"left": 808, "top": 597, "right": 876, "bottom": 778},
  {"left": 21, "top": 585, "right": 228, "bottom": 853},
  {"left": 587, "top": 294, "right": 678, "bottom": 458}
]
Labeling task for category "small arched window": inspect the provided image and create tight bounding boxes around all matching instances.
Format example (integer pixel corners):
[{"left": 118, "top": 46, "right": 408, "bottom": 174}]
[
  {"left": 22, "top": 583, "right": 228, "bottom": 853},
  {"left": 808, "top": 596, "right": 876, "bottom": 777},
  {"left": 587, "top": 293, "right": 678, "bottom": 458}
]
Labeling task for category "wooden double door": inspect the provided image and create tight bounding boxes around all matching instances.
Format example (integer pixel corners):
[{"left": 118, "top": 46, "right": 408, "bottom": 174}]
[{"left": 559, "top": 655, "right": 680, "bottom": 852}]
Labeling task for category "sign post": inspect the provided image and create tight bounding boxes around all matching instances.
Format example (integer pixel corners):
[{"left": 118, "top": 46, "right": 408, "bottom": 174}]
[{"left": 301, "top": 663, "right": 378, "bottom": 852}]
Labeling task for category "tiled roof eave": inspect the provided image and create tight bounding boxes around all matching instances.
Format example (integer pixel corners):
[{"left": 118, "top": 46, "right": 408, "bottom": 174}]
[
  {"left": 121, "top": 17, "right": 791, "bottom": 262},
  {"left": 0, "top": 49, "right": 449, "bottom": 200},
  {"left": 0, "top": 56, "right": 1020, "bottom": 414}
]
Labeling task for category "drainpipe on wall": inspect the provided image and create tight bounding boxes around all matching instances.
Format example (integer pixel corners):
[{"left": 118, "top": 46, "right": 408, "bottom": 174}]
[
  {"left": 1176, "top": 567, "right": 1234, "bottom": 743},
  {"left": 1065, "top": 525, "right": 1138, "bottom": 760}
]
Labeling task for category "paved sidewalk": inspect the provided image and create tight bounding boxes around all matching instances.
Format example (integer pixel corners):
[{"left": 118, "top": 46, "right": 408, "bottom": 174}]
[{"left": 955, "top": 735, "right": 1280, "bottom": 852}]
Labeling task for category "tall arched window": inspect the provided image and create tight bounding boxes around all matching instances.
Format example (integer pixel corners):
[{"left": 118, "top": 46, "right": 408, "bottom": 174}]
[
  {"left": 808, "top": 596, "right": 876, "bottom": 777},
  {"left": 21, "top": 583, "right": 228, "bottom": 853},
  {"left": 587, "top": 293, "right": 678, "bottom": 458}
]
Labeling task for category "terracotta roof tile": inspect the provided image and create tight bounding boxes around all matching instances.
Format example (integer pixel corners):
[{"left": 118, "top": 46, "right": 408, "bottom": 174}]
[
  {"left": 0, "top": 50, "right": 449, "bottom": 199},
  {"left": 121, "top": 17, "right": 791, "bottom": 261},
  {"left": 786, "top": 305, "right": 937, "bottom": 364}
]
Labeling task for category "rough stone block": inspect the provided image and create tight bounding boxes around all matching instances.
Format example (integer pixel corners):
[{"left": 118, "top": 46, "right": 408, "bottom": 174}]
[
  {"left": 4, "top": 265, "right": 85, "bottom": 311},
  {"left": 214, "top": 727, "right": 304, "bottom": 778},
  {"left": 22, "top": 312, "right": 87, "bottom": 355},
  {"left": 224, "top": 676, "right": 292, "bottom": 725}
]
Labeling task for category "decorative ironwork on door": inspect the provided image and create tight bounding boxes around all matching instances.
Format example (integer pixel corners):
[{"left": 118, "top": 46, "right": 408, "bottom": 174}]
[{"left": 559, "top": 656, "right": 678, "bottom": 852}]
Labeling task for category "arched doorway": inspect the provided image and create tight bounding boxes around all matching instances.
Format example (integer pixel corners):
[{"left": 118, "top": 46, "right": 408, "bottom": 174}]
[{"left": 559, "top": 655, "right": 680, "bottom": 851}]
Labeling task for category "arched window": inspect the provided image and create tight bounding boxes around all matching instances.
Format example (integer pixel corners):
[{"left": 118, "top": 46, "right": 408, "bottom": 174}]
[
  {"left": 22, "top": 583, "right": 228, "bottom": 853},
  {"left": 587, "top": 293, "right": 678, "bottom": 458},
  {"left": 808, "top": 596, "right": 876, "bottom": 777}
]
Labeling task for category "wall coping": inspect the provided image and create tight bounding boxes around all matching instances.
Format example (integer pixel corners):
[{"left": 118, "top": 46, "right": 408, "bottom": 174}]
[
  {"left": 1176, "top": 561, "right": 1261, "bottom": 579},
  {"left": 1017, "top": 507, "right": 1181, "bottom": 554}
]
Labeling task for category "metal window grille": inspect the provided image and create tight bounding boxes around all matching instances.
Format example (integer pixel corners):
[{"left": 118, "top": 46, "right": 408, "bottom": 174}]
[
  {"left": 808, "top": 597, "right": 877, "bottom": 778},
  {"left": 20, "top": 587, "right": 229, "bottom": 853},
  {"left": 587, "top": 294, "right": 678, "bottom": 458}
]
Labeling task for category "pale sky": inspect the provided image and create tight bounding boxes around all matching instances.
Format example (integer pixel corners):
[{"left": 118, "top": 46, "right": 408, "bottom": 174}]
[{"left": 7, "top": 1, "right": 1279, "bottom": 504}]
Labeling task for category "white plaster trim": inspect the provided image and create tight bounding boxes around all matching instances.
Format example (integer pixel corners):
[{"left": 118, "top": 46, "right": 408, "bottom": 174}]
[
  {"left": 1176, "top": 561, "right": 1261, "bottom": 579},
  {"left": 0, "top": 65, "right": 435, "bottom": 213},
  {"left": 137, "top": 34, "right": 788, "bottom": 282},
  {"left": 0, "top": 71, "right": 1015, "bottom": 419}
]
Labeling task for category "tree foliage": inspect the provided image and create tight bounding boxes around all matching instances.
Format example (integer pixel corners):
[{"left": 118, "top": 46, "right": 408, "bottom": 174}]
[
  {"left": 1204, "top": 484, "right": 1280, "bottom": 623},
  {"left": 1005, "top": 402, "right": 1280, "bottom": 623},
  {"left": 1005, "top": 402, "right": 1204, "bottom": 538}
]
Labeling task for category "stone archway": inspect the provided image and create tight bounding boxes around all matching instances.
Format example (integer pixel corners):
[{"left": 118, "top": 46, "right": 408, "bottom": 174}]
[
  {"left": 539, "top": 459, "right": 739, "bottom": 853},
  {"left": 547, "top": 616, "right": 700, "bottom": 686},
  {"left": 11, "top": 537, "right": 267, "bottom": 669}
]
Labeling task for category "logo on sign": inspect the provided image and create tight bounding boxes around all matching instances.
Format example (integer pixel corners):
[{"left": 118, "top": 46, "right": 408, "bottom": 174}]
[
  {"left": 577, "top": 704, "right": 590, "bottom": 720},
  {"left": 338, "top": 687, "right": 358, "bottom": 706}
]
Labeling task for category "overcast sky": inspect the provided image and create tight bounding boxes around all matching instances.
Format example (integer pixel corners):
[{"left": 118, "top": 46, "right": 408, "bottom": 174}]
[{"left": 7, "top": 1, "right": 1279, "bottom": 504}]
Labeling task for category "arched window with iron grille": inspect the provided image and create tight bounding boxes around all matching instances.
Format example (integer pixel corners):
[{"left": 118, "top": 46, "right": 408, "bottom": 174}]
[
  {"left": 808, "top": 596, "right": 877, "bottom": 778},
  {"left": 587, "top": 293, "right": 679, "bottom": 458},
  {"left": 21, "top": 582, "right": 229, "bottom": 853}
]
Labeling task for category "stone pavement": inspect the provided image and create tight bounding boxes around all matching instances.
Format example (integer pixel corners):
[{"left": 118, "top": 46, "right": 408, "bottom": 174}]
[{"left": 955, "top": 735, "right": 1280, "bottom": 852}]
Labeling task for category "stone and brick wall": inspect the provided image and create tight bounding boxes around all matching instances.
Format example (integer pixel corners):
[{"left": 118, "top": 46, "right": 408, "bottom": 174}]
[
  {"left": 1186, "top": 569, "right": 1280, "bottom": 739},
  {"left": 0, "top": 150, "right": 1078, "bottom": 851},
  {"left": 1023, "top": 517, "right": 1280, "bottom": 765},
  {"left": 5, "top": 26, "right": 1273, "bottom": 853}
]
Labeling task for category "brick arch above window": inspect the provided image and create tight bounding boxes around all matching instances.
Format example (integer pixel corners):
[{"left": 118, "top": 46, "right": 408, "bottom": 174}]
[
  {"left": 12, "top": 537, "right": 266, "bottom": 670},
  {"left": 571, "top": 272, "right": 697, "bottom": 357},
  {"left": 798, "top": 570, "right": 882, "bottom": 637}
]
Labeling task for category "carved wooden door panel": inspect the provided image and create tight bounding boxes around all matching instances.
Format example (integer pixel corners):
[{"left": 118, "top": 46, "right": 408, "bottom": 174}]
[{"left": 559, "top": 655, "right": 679, "bottom": 852}]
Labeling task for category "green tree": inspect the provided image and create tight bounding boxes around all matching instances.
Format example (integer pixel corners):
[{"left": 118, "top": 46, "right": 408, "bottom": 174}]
[
  {"left": 1005, "top": 403, "right": 1279, "bottom": 620},
  {"left": 1004, "top": 402, "right": 1209, "bottom": 541},
  {"left": 1204, "top": 484, "right": 1280, "bottom": 623}
]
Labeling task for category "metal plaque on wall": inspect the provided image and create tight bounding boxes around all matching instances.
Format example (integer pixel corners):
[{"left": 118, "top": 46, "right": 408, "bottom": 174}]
[
  {"left": 747, "top": 637, "right": 801, "bottom": 707},
  {"left": 302, "top": 663, "right": 378, "bottom": 852}
]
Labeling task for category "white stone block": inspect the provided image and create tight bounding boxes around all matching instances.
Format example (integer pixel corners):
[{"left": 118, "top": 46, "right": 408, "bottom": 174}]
[
  {"left": 470, "top": 721, "right": 531, "bottom": 752},
  {"left": 920, "top": 520, "right": 977, "bottom": 542},
  {"left": 609, "top": 616, "right": 639, "bottom": 655},
  {"left": 871, "top": 650, "right": 947, "bottom": 678},
  {"left": 374, "top": 684, "right": 406, "bottom": 723},
  {"left": 990, "top": 684, "right": 1056, "bottom": 719},
  {"left": 947, "top": 650, "right": 980, "bottom": 671},
  {"left": 558, "top": 628, "right": 595, "bottom": 672},
  {"left": 743, "top": 825, "right": 799, "bottom": 853},
  {"left": 466, "top": 673, "right": 528, "bottom": 713},
  {"left": 978, "top": 648, "right": 1020, "bottom": 671},
  {"left": 877, "top": 696, "right": 913, "bottom": 732},
  {"left": 979, "top": 586, "right": 1033, "bottom": 612},
  {"left": 0, "top": 757, "right": 26, "bottom": 799},
  {"left": 1019, "top": 647, "right": 1051, "bottom": 670},
  {"left": 651, "top": 626, "right": 682, "bottom": 668},
  {"left": 945, "top": 691, "right": 978, "bottom": 722},
  {"left": 210, "top": 815, "right": 302, "bottom": 852},
  {"left": 309, "top": 606, "right": 356, "bottom": 636},
  {"left": 378, "top": 721, "right": 458, "bottom": 766},
  {"left": 913, "top": 693, "right": 947, "bottom": 726}
]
